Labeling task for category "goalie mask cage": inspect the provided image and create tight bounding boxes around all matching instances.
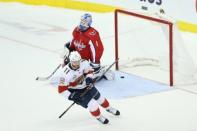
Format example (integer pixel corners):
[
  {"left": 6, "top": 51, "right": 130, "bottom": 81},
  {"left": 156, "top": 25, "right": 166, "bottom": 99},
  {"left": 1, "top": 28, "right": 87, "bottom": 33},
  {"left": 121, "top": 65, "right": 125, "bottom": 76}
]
[{"left": 114, "top": 9, "right": 197, "bottom": 86}]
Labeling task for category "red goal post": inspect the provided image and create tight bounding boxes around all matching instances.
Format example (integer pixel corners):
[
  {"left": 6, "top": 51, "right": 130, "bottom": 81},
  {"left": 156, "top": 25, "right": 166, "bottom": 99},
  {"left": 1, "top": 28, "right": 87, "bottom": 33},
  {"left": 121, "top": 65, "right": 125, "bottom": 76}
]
[{"left": 114, "top": 9, "right": 174, "bottom": 86}]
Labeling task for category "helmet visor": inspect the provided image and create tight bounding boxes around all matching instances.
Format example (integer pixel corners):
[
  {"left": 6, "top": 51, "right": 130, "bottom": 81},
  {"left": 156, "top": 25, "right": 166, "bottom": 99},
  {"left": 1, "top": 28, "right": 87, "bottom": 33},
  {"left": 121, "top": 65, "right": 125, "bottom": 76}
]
[{"left": 79, "top": 19, "right": 89, "bottom": 31}]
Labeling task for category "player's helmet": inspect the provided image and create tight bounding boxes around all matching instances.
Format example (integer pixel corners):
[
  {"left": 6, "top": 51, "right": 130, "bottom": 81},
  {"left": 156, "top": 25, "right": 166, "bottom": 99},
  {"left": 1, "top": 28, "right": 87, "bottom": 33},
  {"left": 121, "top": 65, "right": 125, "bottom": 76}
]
[
  {"left": 69, "top": 51, "right": 81, "bottom": 69},
  {"left": 78, "top": 13, "right": 92, "bottom": 31}
]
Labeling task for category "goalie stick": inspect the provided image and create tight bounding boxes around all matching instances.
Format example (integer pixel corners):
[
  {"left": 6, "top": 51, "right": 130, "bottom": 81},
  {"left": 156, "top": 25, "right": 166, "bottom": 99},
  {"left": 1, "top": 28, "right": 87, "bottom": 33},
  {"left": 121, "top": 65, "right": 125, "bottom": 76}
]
[
  {"left": 36, "top": 49, "right": 71, "bottom": 81},
  {"left": 58, "top": 58, "right": 119, "bottom": 118},
  {"left": 36, "top": 64, "right": 61, "bottom": 81}
]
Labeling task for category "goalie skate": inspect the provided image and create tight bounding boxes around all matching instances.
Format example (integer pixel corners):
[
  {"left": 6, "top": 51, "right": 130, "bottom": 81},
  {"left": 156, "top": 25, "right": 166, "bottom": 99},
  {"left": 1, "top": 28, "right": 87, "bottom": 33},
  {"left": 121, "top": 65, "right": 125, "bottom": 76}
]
[
  {"left": 97, "top": 115, "right": 109, "bottom": 124},
  {"left": 106, "top": 107, "right": 120, "bottom": 116}
]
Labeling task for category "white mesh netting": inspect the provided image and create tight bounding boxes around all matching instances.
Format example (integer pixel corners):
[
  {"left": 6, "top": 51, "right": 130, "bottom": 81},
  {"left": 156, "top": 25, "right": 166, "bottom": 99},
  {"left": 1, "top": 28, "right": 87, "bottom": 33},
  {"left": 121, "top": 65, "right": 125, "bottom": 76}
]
[{"left": 116, "top": 11, "right": 197, "bottom": 86}]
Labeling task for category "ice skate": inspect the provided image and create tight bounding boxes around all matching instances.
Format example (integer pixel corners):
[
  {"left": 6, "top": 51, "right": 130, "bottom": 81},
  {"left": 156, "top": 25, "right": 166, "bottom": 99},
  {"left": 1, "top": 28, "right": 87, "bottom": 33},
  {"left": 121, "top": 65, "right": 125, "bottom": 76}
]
[
  {"left": 97, "top": 115, "right": 109, "bottom": 124},
  {"left": 106, "top": 107, "right": 120, "bottom": 116}
]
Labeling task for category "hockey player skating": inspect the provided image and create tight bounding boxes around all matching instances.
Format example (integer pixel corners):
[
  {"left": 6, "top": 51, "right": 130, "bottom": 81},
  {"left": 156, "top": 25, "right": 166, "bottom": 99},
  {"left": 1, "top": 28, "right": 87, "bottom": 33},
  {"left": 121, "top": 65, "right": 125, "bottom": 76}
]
[
  {"left": 61, "top": 13, "right": 114, "bottom": 81},
  {"left": 58, "top": 51, "right": 120, "bottom": 124}
]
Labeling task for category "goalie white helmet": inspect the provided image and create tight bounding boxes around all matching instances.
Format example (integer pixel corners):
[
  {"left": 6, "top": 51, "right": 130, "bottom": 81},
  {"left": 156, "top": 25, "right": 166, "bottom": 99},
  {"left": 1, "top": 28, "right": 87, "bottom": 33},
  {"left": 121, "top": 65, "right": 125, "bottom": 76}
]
[
  {"left": 79, "top": 13, "right": 92, "bottom": 31},
  {"left": 69, "top": 51, "right": 81, "bottom": 69}
]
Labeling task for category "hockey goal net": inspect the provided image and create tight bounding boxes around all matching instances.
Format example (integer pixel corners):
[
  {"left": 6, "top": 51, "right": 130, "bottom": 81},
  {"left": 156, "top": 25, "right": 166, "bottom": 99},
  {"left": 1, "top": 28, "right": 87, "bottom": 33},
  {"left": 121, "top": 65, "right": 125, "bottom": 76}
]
[{"left": 114, "top": 9, "right": 197, "bottom": 86}]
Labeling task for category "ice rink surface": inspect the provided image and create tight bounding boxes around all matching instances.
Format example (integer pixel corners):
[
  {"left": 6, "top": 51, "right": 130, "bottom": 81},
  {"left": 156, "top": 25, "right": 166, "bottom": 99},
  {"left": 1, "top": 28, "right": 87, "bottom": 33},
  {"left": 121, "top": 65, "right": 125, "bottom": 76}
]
[{"left": 0, "top": 3, "right": 197, "bottom": 131}]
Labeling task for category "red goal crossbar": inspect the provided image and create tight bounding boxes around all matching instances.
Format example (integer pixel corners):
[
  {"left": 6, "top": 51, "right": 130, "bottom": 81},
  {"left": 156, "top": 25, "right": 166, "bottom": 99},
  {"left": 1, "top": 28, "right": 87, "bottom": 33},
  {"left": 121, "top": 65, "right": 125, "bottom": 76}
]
[{"left": 114, "top": 9, "right": 174, "bottom": 86}]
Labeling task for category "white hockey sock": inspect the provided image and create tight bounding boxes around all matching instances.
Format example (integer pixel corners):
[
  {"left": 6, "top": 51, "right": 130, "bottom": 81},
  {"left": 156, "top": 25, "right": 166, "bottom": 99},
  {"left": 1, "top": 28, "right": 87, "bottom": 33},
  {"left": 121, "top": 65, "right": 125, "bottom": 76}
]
[
  {"left": 88, "top": 99, "right": 101, "bottom": 118},
  {"left": 96, "top": 96, "right": 110, "bottom": 109}
]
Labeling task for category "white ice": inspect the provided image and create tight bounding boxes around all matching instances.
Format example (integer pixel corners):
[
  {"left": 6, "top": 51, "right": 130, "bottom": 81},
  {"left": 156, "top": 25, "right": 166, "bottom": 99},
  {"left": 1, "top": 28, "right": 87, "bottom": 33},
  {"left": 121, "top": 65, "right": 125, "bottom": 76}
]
[{"left": 0, "top": 3, "right": 197, "bottom": 131}]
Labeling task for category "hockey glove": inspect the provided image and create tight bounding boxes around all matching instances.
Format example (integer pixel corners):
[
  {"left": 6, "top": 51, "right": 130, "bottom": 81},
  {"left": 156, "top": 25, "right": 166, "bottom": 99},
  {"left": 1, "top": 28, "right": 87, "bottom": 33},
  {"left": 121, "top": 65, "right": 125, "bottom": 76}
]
[
  {"left": 85, "top": 77, "right": 93, "bottom": 87},
  {"left": 90, "top": 62, "right": 101, "bottom": 73},
  {"left": 63, "top": 58, "right": 70, "bottom": 66},
  {"left": 64, "top": 42, "right": 75, "bottom": 52}
]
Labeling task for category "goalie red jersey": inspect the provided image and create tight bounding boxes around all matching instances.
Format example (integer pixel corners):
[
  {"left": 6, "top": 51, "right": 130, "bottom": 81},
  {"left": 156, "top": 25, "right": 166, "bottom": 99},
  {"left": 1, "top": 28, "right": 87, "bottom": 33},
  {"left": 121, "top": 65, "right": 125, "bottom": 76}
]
[
  {"left": 70, "top": 26, "right": 104, "bottom": 64},
  {"left": 62, "top": 13, "right": 114, "bottom": 81}
]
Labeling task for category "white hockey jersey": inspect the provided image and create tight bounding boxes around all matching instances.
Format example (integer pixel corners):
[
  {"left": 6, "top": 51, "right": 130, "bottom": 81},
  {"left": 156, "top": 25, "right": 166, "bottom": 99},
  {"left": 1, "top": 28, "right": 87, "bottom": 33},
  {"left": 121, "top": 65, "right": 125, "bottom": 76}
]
[{"left": 58, "top": 59, "right": 94, "bottom": 90}]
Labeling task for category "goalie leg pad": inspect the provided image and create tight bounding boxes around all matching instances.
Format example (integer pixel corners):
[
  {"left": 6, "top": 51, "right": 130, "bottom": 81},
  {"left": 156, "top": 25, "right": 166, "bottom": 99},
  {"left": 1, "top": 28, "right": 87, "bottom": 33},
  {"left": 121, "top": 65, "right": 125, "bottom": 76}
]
[
  {"left": 103, "top": 70, "right": 115, "bottom": 80},
  {"left": 93, "top": 66, "right": 115, "bottom": 81}
]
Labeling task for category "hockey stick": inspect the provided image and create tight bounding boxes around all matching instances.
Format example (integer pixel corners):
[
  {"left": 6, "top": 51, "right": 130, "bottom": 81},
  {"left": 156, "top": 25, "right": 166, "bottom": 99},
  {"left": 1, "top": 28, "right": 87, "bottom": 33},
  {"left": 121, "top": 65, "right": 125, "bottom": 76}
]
[
  {"left": 36, "top": 49, "right": 71, "bottom": 81},
  {"left": 58, "top": 59, "right": 119, "bottom": 118},
  {"left": 58, "top": 102, "right": 75, "bottom": 118},
  {"left": 58, "top": 87, "right": 90, "bottom": 119},
  {"left": 36, "top": 64, "right": 61, "bottom": 81}
]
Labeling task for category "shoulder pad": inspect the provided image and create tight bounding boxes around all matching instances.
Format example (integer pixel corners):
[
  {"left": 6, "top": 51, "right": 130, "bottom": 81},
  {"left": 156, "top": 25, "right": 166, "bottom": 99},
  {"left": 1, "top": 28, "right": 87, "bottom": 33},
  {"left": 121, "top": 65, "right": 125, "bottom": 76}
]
[{"left": 87, "top": 27, "right": 98, "bottom": 36}]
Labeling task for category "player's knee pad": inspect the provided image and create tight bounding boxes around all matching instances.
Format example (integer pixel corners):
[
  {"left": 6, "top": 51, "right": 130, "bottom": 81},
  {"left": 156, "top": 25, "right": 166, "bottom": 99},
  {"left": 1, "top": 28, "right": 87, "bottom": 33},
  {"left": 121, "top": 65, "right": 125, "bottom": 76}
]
[
  {"left": 87, "top": 99, "right": 99, "bottom": 112},
  {"left": 95, "top": 95, "right": 105, "bottom": 105}
]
